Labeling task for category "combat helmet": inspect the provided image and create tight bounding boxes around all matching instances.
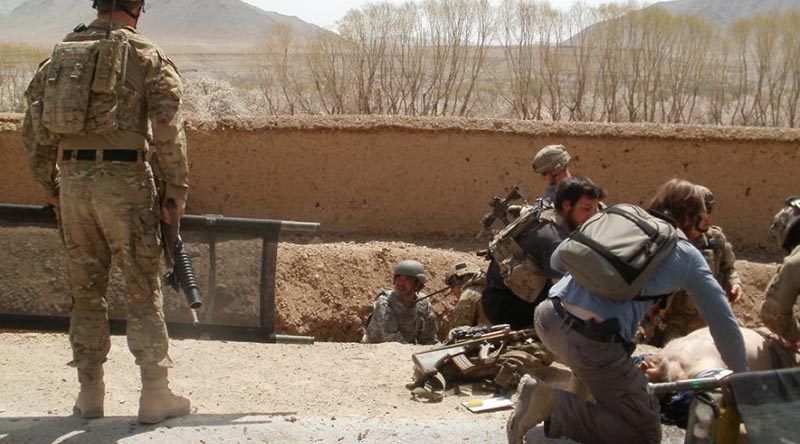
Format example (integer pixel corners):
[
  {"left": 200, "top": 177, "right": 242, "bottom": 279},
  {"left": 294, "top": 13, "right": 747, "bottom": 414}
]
[
  {"left": 93, "top": 0, "right": 145, "bottom": 18},
  {"left": 394, "top": 260, "right": 426, "bottom": 284},
  {"left": 695, "top": 185, "right": 716, "bottom": 214},
  {"left": 769, "top": 197, "right": 800, "bottom": 251},
  {"left": 444, "top": 262, "right": 483, "bottom": 287},
  {"left": 532, "top": 145, "right": 571, "bottom": 175}
]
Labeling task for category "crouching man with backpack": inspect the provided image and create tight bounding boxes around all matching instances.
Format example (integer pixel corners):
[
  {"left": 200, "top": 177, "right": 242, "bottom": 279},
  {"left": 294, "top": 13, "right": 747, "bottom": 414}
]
[{"left": 506, "top": 179, "right": 748, "bottom": 444}]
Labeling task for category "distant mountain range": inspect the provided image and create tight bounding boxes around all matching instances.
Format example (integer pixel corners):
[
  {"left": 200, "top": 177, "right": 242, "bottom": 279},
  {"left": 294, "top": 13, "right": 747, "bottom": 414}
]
[
  {"left": 0, "top": 0, "right": 324, "bottom": 47},
  {"left": 0, "top": 0, "right": 25, "bottom": 15},
  {"left": 652, "top": 0, "right": 800, "bottom": 25},
  {"left": 2, "top": 0, "right": 798, "bottom": 48}
]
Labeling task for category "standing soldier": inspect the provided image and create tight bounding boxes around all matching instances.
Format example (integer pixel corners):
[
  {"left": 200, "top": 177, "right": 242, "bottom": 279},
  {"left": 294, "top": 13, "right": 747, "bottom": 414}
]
[
  {"left": 445, "top": 262, "right": 488, "bottom": 329},
  {"left": 760, "top": 197, "right": 800, "bottom": 345},
  {"left": 361, "top": 260, "right": 439, "bottom": 345},
  {"left": 646, "top": 185, "right": 743, "bottom": 345},
  {"left": 22, "top": 0, "right": 190, "bottom": 423}
]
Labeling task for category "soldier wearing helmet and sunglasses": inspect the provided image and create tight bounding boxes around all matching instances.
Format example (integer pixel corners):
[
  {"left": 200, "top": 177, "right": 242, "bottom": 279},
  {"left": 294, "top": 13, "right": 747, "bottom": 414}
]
[
  {"left": 22, "top": 0, "right": 189, "bottom": 424},
  {"left": 361, "top": 260, "right": 439, "bottom": 345}
]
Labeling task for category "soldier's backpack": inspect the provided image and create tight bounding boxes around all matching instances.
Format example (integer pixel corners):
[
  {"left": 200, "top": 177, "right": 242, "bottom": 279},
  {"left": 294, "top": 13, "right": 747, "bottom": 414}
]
[
  {"left": 488, "top": 200, "right": 560, "bottom": 302},
  {"left": 41, "top": 30, "right": 129, "bottom": 135},
  {"left": 558, "top": 204, "right": 681, "bottom": 301}
]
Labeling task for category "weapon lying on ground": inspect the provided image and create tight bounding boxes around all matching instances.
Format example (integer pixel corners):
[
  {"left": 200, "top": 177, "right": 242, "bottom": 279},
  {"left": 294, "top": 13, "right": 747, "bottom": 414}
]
[
  {"left": 408, "top": 324, "right": 554, "bottom": 401},
  {"left": 481, "top": 186, "right": 527, "bottom": 230},
  {"left": 162, "top": 200, "right": 202, "bottom": 323},
  {"left": 447, "top": 324, "right": 511, "bottom": 342}
]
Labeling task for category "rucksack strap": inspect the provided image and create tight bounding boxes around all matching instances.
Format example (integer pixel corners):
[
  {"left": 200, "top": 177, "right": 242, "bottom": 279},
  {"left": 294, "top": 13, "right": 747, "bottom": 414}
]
[
  {"left": 570, "top": 207, "right": 668, "bottom": 285},
  {"left": 570, "top": 230, "right": 641, "bottom": 284},
  {"left": 606, "top": 207, "right": 660, "bottom": 238}
]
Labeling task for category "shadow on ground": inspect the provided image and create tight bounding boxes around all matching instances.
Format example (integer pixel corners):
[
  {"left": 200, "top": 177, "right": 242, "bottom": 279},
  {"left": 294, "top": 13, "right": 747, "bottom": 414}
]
[{"left": 0, "top": 413, "right": 284, "bottom": 444}]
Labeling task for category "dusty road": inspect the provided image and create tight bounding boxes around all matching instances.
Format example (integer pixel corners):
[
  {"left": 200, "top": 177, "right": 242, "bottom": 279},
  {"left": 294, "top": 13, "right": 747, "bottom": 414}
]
[{"left": 0, "top": 333, "right": 686, "bottom": 443}]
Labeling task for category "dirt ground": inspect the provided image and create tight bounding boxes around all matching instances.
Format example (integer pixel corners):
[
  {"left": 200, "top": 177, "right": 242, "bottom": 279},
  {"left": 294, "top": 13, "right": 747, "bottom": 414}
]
[
  {"left": 0, "top": 226, "right": 789, "bottom": 443},
  {"left": 0, "top": 226, "right": 791, "bottom": 342},
  {"left": 0, "top": 333, "right": 688, "bottom": 444}
]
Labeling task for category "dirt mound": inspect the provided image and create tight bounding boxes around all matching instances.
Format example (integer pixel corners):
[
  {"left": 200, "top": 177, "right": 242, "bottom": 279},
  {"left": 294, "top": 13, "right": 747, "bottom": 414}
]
[
  {"left": 0, "top": 227, "right": 484, "bottom": 341},
  {"left": 1, "top": 226, "right": 796, "bottom": 342}
]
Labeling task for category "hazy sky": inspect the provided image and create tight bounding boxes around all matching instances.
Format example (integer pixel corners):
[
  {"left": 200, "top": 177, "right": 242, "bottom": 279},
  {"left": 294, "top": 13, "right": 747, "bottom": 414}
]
[{"left": 242, "top": 0, "right": 612, "bottom": 29}]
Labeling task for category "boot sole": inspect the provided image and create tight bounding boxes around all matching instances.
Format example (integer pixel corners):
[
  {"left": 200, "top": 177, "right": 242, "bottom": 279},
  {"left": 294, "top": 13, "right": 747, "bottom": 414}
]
[
  {"left": 137, "top": 409, "right": 190, "bottom": 424},
  {"left": 507, "top": 375, "right": 540, "bottom": 444}
]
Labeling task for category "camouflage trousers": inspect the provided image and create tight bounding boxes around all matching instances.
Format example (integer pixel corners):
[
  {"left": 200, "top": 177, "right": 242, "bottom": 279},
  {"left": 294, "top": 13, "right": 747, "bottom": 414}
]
[{"left": 59, "top": 160, "right": 172, "bottom": 369}]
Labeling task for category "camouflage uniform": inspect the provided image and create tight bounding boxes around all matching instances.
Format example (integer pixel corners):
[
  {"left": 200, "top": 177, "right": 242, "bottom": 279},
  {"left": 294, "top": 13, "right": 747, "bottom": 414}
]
[
  {"left": 760, "top": 245, "right": 800, "bottom": 343},
  {"left": 361, "top": 290, "right": 438, "bottom": 345},
  {"left": 450, "top": 275, "right": 489, "bottom": 328},
  {"left": 23, "top": 19, "right": 187, "bottom": 370},
  {"left": 653, "top": 225, "right": 741, "bottom": 345}
]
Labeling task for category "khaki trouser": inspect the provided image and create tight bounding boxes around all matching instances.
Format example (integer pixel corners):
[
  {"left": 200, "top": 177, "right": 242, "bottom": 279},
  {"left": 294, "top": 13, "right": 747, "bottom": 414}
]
[
  {"left": 59, "top": 160, "right": 172, "bottom": 369},
  {"left": 534, "top": 300, "right": 661, "bottom": 444}
]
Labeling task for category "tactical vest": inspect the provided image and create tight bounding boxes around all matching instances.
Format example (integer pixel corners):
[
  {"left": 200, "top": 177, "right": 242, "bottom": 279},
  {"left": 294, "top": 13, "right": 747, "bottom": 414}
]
[
  {"left": 40, "top": 26, "right": 146, "bottom": 137},
  {"left": 488, "top": 202, "right": 559, "bottom": 303},
  {"left": 367, "top": 290, "right": 431, "bottom": 342}
]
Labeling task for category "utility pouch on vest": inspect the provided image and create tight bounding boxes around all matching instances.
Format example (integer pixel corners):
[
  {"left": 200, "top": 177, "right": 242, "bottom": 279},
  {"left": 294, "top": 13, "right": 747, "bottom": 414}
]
[
  {"left": 92, "top": 39, "right": 125, "bottom": 93},
  {"left": 42, "top": 41, "right": 97, "bottom": 134},
  {"left": 28, "top": 99, "right": 59, "bottom": 145},
  {"left": 42, "top": 35, "right": 128, "bottom": 135},
  {"left": 500, "top": 255, "right": 548, "bottom": 303},
  {"left": 489, "top": 202, "right": 555, "bottom": 303}
]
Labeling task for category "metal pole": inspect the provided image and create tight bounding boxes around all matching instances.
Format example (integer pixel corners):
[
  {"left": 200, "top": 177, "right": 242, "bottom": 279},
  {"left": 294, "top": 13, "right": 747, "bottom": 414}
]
[
  {"left": 260, "top": 237, "right": 279, "bottom": 336},
  {"left": 204, "top": 234, "right": 217, "bottom": 324}
]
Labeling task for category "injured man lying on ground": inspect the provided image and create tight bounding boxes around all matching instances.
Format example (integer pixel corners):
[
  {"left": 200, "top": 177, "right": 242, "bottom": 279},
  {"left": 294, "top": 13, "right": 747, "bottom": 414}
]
[
  {"left": 640, "top": 326, "right": 798, "bottom": 383},
  {"left": 638, "top": 326, "right": 799, "bottom": 427}
]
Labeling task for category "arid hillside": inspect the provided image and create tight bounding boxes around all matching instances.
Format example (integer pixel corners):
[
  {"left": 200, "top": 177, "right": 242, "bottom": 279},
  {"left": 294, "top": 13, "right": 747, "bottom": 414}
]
[{"left": 0, "top": 0, "right": 322, "bottom": 46}]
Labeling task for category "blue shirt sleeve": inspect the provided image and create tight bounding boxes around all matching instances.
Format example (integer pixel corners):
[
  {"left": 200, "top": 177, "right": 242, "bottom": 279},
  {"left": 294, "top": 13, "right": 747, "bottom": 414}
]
[{"left": 680, "top": 242, "right": 748, "bottom": 373}]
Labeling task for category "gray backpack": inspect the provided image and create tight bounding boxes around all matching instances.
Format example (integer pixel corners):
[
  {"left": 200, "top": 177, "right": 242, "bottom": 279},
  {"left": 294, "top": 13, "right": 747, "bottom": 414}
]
[{"left": 558, "top": 204, "right": 680, "bottom": 301}]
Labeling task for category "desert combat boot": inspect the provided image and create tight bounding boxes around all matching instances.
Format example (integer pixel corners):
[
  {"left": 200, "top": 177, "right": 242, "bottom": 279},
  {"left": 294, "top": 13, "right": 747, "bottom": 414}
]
[
  {"left": 506, "top": 375, "right": 556, "bottom": 444},
  {"left": 74, "top": 366, "right": 105, "bottom": 418},
  {"left": 138, "top": 366, "right": 191, "bottom": 424}
]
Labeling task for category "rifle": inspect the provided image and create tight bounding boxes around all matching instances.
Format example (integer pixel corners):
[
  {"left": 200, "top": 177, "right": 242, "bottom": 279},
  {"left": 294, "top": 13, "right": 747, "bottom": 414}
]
[
  {"left": 447, "top": 324, "right": 511, "bottom": 343},
  {"left": 162, "top": 199, "right": 202, "bottom": 323},
  {"left": 481, "top": 186, "right": 527, "bottom": 230},
  {"left": 414, "top": 285, "right": 453, "bottom": 304},
  {"left": 412, "top": 326, "right": 537, "bottom": 378}
]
